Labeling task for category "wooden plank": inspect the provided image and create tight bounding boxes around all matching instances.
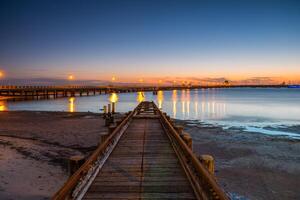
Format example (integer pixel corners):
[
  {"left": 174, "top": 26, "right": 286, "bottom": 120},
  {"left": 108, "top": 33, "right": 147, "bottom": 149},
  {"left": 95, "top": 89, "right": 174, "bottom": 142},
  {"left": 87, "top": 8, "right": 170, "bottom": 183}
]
[
  {"left": 82, "top": 105, "right": 196, "bottom": 200},
  {"left": 84, "top": 192, "right": 196, "bottom": 199}
]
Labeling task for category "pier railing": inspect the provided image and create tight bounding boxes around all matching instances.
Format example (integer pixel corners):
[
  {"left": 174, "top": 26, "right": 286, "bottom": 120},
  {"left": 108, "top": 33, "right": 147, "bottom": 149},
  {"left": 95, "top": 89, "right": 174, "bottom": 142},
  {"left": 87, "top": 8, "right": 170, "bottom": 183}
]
[
  {"left": 53, "top": 101, "right": 228, "bottom": 200},
  {"left": 155, "top": 103, "right": 229, "bottom": 200},
  {"left": 52, "top": 103, "right": 142, "bottom": 200}
]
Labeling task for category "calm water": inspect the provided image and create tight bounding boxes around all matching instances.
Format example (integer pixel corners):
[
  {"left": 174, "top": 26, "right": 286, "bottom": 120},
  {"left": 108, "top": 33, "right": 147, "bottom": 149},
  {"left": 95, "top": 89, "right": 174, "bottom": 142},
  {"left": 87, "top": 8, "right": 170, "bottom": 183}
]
[{"left": 1, "top": 88, "right": 300, "bottom": 138}]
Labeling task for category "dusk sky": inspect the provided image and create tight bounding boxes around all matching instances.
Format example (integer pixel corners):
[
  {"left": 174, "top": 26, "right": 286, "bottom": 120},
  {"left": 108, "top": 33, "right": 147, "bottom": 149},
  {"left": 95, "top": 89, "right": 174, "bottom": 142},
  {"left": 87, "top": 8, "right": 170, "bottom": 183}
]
[{"left": 0, "top": 0, "right": 300, "bottom": 84}]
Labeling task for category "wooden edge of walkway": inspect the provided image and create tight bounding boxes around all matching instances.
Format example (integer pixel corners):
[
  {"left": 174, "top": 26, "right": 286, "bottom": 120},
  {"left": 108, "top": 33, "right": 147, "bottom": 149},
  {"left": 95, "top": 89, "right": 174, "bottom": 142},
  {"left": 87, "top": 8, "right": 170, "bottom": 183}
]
[
  {"left": 154, "top": 103, "right": 229, "bottom": 200},
  {"left": 52, "top": 103, "right": 142, "bottom": 200},
  {"left": 52, "top": 101, "right": 229, "bottom": 200}
]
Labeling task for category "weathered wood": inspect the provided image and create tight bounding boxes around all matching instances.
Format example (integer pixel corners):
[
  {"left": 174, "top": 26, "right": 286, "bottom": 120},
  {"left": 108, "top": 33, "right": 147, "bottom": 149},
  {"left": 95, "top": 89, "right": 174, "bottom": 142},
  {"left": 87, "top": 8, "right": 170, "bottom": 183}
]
[
  {"left": 82, "top": 103, "right": 197, "bottom": 200},
  {"left": 53, "top": 102, "right": 228, "bottom": 200}
]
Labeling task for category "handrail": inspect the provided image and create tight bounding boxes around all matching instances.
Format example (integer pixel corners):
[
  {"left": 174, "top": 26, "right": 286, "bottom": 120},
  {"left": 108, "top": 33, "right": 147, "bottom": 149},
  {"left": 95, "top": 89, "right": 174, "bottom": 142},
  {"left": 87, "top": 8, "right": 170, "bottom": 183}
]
[
  {"left": 153, "top": 102, "right": 229, "bottom": 200},
  {"left": 52, "top": 103, "right": 142, "bottom": 200},
  {"left": 53, "top": 101, "right": 228, "bottom": 200}
]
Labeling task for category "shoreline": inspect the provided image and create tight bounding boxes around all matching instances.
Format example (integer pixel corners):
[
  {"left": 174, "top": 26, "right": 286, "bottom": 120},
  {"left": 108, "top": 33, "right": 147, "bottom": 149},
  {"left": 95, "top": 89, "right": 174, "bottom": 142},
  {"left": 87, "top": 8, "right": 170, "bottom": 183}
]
[
  {"left": 175, "top": 119, "right": 300, "bottom": 200},
  {"left": 0, "top": 111, "right": 299, "bottom": 199}
]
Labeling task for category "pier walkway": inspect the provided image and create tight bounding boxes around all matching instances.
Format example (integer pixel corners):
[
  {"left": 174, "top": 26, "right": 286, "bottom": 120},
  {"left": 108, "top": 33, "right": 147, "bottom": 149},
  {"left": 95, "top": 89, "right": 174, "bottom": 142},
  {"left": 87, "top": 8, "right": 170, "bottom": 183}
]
[
  {"left": 53, "top": 102, "right": 228, "bottom": 200},
  {"left": 0, "top": 84, "right": 287, "bottom": 99}
]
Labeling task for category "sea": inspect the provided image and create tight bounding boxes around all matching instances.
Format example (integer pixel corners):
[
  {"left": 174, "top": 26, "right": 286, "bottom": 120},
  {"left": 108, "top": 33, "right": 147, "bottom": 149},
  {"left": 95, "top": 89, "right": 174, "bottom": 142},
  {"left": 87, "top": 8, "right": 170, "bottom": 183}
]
[{"left": 1, "top": 88, "right": 300, "bottom": 139}]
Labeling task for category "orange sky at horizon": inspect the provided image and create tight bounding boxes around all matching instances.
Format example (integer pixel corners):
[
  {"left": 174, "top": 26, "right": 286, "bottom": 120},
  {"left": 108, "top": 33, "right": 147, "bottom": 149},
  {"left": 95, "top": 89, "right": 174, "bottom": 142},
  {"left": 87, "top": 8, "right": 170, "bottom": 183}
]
[{"left": 1, "top": 66, "right": 300, "bottom": 85}]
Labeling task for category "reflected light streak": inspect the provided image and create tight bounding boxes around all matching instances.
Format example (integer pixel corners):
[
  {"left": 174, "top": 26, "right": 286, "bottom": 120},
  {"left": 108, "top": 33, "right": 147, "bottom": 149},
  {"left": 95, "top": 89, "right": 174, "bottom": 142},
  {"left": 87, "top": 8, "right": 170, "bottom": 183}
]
[
  {"left": 182, "top": 101, "right": 185, "bottom": 117},
  {"left": 186, "top": 90, "right": 190, "bottom": 117},
  {"left": 181, "top": 90, "right": 186, "bottom": 117},
  {"left": 0, "top": 101, "right": 7, "bottom": 111},
  {"left": 195, "top": 101, "right": 198, "bottom": 118},
  {"left": 137, "top": 91, "right": 145, "bottom": 103},
  {"left": 172, "top": 90, "right": 177, "bottom": 118},
  {"left": 187, "top": 100, "right": 190, "bottom": 117},
  {"left": 69, "top": 97, "right": 75, "bottom": 112},
  {"left": 157, "top": 90, "right": 164, "bottom": 109},
  {"left": 201, "top": 102, "right": 205, "bottom": 115},
  {"left": 109, "top": 93, "right": 119, "bottom": 103}
]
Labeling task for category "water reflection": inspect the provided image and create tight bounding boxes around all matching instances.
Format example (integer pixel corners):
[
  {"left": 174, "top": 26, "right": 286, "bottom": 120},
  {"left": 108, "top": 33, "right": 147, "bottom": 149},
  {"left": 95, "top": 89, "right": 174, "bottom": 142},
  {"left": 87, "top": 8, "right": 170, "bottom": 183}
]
[
  {"left": 4, "top": 89, "right": 300, "bottom": 129},
  {"left": 137, "top": 92, "right": 145, "bottom": 103},
  {"left": 0, "top": 101, "right": 7, "bottom": 111},
  {"left": 109, "top": 93, "right": 119, "bottom": 103},
  {"left": 69, "top": 97, "right": 75, "bottom": 112},
  {"left": 172, "top": 90, "right": 177, "bottom": 118},
  {"left": 157, "top": 90, "right": 164, "bottom": 109},
  {"left": 186, "top": 89, "right": 190, "bottom": 117}
]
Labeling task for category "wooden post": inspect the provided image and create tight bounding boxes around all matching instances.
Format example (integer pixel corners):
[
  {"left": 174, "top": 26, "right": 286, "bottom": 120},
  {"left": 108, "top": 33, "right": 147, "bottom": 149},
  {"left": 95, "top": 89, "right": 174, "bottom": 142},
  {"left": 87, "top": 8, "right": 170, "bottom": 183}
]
[
  {"left": 68, "top": 155, "right": 85, "bottom": 176},
  {"left": 105, "top": 117, "right": 110, "bottom": 126},
  {"left": 198, "top": 155, "right": 215, "bottom": 175},
  {"left": 112, "top": 102, "right": 116, "bottom": 114},
  {"left": 169, "top": 119, "right": 174, "bottom": 125},
  {"left": 181, "top": 132, "right": 193, "bottom": 150},
  {"left": 108, "top": 125, "right": 116, "bottom": 134},
  {"left": 175, "top": 125, "right": 184, "bottom": 135},
  {"left": 166, "top": 115, "right": 171, "bottom": 121},
  {"left": 107, "top": 104, "right": 111, "bottom": 114}
]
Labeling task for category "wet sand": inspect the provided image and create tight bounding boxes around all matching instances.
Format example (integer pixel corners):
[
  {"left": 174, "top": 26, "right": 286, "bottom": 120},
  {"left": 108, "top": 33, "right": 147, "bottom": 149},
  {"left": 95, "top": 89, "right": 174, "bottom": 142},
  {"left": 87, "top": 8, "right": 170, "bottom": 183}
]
[
  {"left": 0, "top": 111, "right": 299, "bottom": 199},
  {"left": 176, "top": 120, "right": 300, "bottom": 200},
  {"left": 0, "top": 111, "right": 111, "bottom": 200}
]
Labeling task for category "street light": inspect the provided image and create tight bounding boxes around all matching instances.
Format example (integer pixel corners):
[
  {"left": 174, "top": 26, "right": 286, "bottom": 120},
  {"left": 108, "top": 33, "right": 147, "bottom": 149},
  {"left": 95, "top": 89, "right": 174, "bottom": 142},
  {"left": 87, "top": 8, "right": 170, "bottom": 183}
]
[{"left": 68, "top": 75, "right": 74, "bottom": 80}]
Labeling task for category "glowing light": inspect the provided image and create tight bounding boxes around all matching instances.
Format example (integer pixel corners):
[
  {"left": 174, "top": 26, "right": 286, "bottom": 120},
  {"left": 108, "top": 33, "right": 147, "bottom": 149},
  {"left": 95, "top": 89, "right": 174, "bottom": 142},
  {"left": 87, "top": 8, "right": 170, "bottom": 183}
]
[
  {"left": 137, "top": 91, "right": 145, "bottom": 102},
  {"left": 195, "top": 102, "right": 198, "bottom": 118},
  {"left": 187, "top": 101, "right": 190, "bottom": 117},
  {"left": 181, "top": 90, "right": 186, "bottom": 117},
  {"left": 112, "top": 76, "right": 116, "bottom": 81},
  {"left": 68, "top": 75, "right": 74, "bottom": 80},
  {"left": 0, "top": 101, "right": 7, "bottom": 111},
  {"left": 0, "top": 71, "right": 4, "bottom": 78},
  {"left": 69, "top": 97, "right": 75, "bottom": 112},
  {"left": 172, "top": 90, "right": 177, "bottom": 118},
  {"left": 186, "top": 89, "right": 190, "bottom": 117},
  {"left": 109, "top": 93, "right": 118, "bottom": 103},
  {"left": 158, "top": 80, "right": 162, "bottom": 84},
  {"left": 157, "top": 90, "right": 164, "bottom": 109},
  {"left": 182, "top": 101, "right": 185, "bottom": 117},
  {"left": 139, "top": 78, "right": 144, "bottom": 83}
]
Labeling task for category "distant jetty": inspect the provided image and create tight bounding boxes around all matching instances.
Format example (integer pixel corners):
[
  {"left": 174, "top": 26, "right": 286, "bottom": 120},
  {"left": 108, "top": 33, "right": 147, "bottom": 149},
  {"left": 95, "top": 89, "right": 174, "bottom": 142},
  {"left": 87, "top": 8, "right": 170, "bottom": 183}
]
[{"left": 0, "top": 84, "right": 291, "bottom": 99}]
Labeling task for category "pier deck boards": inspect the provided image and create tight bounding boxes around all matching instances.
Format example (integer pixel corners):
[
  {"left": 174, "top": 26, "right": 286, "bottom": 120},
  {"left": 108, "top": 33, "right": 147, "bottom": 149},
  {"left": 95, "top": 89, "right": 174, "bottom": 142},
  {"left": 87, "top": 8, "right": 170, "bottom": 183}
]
[
  {"left": 83, "top": 110, "right": 196, "bottom": 199},
  {"left": 53, "top": 101, "right": 228, "bottom": 200}
]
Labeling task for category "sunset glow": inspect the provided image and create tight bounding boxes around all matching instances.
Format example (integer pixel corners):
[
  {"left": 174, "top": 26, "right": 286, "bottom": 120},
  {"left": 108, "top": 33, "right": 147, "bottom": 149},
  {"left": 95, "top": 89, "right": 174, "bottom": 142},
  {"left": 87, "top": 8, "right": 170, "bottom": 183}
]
[
  {"left": 68, "top": 75, "right": 74, "bottom": 80},
  {"left": 0, "top": 0, "right": 299, "bottom": 85},
  {"left": 1, "top": 1, "right": 300, "bottom": 199}
]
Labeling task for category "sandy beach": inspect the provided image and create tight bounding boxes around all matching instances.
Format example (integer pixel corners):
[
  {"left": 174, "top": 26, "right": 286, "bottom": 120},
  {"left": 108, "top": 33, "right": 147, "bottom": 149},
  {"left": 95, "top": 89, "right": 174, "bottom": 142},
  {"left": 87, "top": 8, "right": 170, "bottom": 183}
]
[
  {"left": 0, "top": 111, "right": 110, "bottom": 200},
  {"left": 0, "top": 111, "right": 299, "bottom": 200},
  {"left": 176, "top": 120, "right": 300, "bottom": 200}
]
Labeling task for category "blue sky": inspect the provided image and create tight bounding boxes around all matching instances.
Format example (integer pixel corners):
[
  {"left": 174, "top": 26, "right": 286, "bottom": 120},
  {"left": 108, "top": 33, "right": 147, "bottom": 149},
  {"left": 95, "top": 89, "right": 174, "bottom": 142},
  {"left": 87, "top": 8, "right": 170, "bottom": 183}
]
[{"left": 0, "top": 0, "right": 299, "bottom": 83}]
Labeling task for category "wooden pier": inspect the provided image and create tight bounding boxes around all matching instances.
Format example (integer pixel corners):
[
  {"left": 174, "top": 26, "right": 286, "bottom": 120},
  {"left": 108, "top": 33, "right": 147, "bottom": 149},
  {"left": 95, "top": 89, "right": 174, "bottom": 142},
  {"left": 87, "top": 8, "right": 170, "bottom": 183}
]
[
  {"left": 53, "top": 101, "right": 228, "bottom": 200},
  {"left": 0, "top": 84, "right": 287, "bottom": 99}
]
